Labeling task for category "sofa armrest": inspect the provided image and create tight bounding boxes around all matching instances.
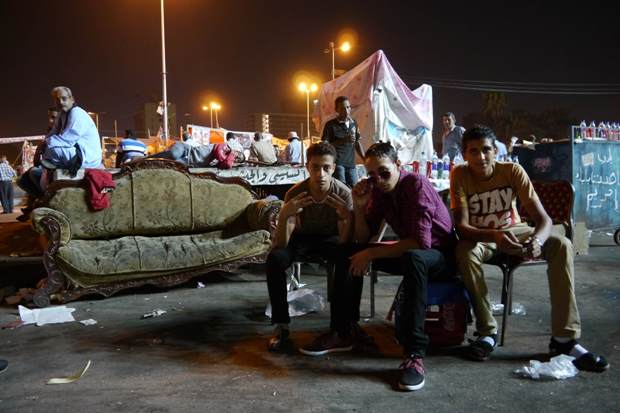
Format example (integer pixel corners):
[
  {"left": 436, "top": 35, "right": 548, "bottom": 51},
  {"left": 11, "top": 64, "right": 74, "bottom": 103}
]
[
  {"left": 246, "top": 199, "right": 282, "bottom": 235},
  {"left": 32, "top": 207, "right": 72, "bottom": 245}
]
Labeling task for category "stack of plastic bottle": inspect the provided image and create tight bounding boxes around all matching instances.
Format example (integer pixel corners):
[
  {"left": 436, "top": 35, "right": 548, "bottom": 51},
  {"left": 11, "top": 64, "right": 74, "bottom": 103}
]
[
  {"left": 409, "top": 152, "right": 459, "bottom": 180},
  {"left": 576, "top": 120, "right": 620, "bottom": 141}
]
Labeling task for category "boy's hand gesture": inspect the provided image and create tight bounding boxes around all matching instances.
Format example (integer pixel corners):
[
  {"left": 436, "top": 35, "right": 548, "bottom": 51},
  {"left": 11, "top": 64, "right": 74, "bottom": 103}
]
[{"left": 281, "top": 192, "right": 313, "bottom": 219}]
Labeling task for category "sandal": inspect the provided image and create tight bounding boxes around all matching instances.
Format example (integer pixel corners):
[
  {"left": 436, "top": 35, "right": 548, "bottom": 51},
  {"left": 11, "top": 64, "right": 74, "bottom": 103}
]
[
  {"left": 549, "top": 338, "right": 609, "bottom": 372},
  {"left": 466, "top": 335, "right": 497, "bottom": 361}
]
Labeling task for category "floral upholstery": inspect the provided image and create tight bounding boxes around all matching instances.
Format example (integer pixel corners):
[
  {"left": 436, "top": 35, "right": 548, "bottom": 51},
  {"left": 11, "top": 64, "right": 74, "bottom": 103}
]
[
  {"left": 47, "top": 175, "right": 134, "bottom": 239},
  {"left": 45, "top": 169, "right": 260, "bottom": 239},
  {"left": 56, "top": 230, "right": 271, "bottom": 287},
  {"left": 32, "top": 164, "right": 281, "bottom": 294}
]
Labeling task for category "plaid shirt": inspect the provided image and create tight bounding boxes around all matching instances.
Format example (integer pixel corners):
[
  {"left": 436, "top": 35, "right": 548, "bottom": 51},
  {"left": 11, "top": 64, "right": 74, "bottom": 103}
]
[{"left": 0, "top": 161, "right": 16, "bottom": 181}]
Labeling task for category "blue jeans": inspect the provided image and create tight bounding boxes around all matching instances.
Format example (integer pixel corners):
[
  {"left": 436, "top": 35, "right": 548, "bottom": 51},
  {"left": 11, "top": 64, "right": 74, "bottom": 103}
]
[{"left": 334, "top": 165, "right": 358, "bottom": 187}]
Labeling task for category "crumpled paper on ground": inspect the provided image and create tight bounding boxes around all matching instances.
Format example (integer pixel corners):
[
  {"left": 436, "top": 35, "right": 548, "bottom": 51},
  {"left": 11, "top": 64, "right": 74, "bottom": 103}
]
[
  {"left": 18, "top": 305, "right": 76, "bottom": 326},
  {"left": 514, "top": 354, "right": 579, "bottom": 380},
  {"left": 265, "top": 288, "right": 325, "bottom": 318}
]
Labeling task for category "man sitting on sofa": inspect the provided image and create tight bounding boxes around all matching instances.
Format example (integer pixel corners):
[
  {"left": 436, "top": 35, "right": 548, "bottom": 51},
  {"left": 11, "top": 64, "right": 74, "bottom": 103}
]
[
  {"left": 266, "top": 142, "right": 353, "bottom": 351},
  {"left": 450, "top": 124, "right": 609, "bottom": 372},
  {"left": 41, "top": 86, "right": 103, "bottom": 174}
]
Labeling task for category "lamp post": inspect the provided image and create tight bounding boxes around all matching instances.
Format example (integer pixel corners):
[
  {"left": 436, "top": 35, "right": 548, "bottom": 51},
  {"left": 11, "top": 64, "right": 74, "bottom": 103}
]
[
  {"left": 202, "top": 105, "right": 210, "bottom": 127},
  {"left": 325, "top": 40, "right": 351, "bottom": 80},
  {"left": 298, "top": 82, "right": 318, "bottom": 164},
  {"left": 160, "top": 0, "right": 169, "bottom": 144},
  {"left": 211, "top": 102, "right": 221, "bottom": 129}
]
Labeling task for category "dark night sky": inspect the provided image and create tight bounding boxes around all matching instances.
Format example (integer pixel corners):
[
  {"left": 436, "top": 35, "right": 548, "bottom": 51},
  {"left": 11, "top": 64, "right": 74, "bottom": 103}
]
[{"left": 1, "top": 0, "right": 619, "bottom": 138}]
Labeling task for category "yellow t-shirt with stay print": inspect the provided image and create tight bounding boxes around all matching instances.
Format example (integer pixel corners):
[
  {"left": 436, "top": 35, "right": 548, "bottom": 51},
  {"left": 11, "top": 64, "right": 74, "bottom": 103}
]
[{"left": 450, "top": 162, "right": 537, "bottom": 230}]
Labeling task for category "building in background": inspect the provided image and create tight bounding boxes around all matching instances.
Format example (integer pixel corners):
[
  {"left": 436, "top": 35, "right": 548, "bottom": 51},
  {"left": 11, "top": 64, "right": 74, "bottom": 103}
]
[{"left": 134, "top": 102, "right": 177, "bottom": 138}]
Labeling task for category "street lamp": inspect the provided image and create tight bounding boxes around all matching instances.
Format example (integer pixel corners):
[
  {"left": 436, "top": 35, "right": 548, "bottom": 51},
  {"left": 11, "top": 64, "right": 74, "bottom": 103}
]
[
  {"left": 210, "top": 102, "right": 221, "bottom": 129},
  {"left": 160, "top": 0, "right": 169, "bottom": 144},
  {"left": 324, "top": 40, "right": 351, "bottom": 80},
  {"left": 298, "top": 82, "right": 318, "bottom": 164},
  {"left": 202, "top": 105, "right": 210, "bottom": 127}
]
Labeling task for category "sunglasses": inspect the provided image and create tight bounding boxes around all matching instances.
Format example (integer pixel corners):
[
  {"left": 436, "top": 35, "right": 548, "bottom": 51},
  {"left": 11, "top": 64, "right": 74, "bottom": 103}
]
[{"left": 368, "top": 169, "right": 392, "bottom": 182}]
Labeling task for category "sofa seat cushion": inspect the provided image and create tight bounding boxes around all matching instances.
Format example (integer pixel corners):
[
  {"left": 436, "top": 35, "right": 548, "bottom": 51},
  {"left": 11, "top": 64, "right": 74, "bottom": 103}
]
[{"left": 55, "top": 229, "right": 271, "bottom": 287}]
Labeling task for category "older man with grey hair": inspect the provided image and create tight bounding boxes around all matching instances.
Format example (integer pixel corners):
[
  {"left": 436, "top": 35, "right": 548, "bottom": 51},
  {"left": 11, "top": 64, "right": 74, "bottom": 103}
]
[{"left": 41, "top": 86, "right": 102, "bottom": 175}]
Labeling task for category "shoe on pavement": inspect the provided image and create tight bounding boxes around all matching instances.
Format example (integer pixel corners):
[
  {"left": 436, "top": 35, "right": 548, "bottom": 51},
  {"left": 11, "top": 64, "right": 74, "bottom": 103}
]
[
  {"left": 299, "top": 331, "right": 353, "bottom": 356},
  {"left": 549, "top": 338, "right": 610, "bottom": 373},
  {"left": 267, "top": 325, "right": 291, "bottom": 352},
  {"left": 466, "top": 334, "right": 497, "bottom": 361},
  {"left": 398, "top": 354, "right": 425, "bottom": 391}
]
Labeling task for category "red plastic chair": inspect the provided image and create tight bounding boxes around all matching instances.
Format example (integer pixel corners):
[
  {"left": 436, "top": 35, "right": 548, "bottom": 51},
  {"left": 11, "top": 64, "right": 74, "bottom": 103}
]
[{"left": 490, "top": 180, "right": 575, "bottom": 346}]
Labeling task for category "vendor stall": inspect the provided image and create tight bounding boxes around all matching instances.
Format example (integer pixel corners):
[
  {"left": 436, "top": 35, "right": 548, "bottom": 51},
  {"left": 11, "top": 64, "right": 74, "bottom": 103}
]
[
  {"left": 314, "top": 50, "right": 434, "bottom": 165},
  {"left": 513, "top": 124, "right": 620, "bottom": 248}
]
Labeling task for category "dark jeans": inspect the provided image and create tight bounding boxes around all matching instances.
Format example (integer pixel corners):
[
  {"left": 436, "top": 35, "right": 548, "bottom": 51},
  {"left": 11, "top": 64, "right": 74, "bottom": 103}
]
[
  {"left": 17, "top": 166, "right": 44, "bottom": 198},
  {"left": 330, "top": 243, "right": 454, "bottom": 357},
  {"left": 334, "top": 165, "right": 358, "bottom": 187},
  {"left": 266, "top": 234, "right": 341, "bottom": 324},
  {"left": 0, "top": 181, "right": 14, "bottom": 213}
]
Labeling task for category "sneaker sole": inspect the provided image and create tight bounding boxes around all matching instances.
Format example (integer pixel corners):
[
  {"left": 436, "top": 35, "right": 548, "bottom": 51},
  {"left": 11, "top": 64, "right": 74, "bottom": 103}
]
[
  {"left": 398, "top": 378, "right": 425, "bottom": 391},
  {"left": 299, "top": 345, "right": 353, "bottom": 356}
]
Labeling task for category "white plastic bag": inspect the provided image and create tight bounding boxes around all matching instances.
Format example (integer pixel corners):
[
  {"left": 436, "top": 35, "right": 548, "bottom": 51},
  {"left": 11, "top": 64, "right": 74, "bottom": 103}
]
[
  {"left": 265, "top": 288, "right": 325, "bottom": 318},
  {"left": 514, "top": 354, "right": 579, "bottom": 380}
]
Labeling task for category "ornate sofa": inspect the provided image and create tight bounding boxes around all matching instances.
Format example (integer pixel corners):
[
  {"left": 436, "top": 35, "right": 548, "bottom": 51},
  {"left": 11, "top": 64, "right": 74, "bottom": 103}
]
[{"left": 31, "top": 159, "right": 281, "bottom": 307}]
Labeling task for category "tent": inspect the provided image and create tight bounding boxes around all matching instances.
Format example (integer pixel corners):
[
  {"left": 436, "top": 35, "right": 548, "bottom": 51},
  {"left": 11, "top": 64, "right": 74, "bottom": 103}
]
[{"left": 313, "top": 50, "right": 434, "bottom": 164}]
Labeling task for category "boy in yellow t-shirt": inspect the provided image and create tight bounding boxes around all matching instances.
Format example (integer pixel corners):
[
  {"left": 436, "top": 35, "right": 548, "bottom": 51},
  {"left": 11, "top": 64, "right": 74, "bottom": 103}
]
[{"left": 450, "top": 125, "right": 608, "bottom": 373}]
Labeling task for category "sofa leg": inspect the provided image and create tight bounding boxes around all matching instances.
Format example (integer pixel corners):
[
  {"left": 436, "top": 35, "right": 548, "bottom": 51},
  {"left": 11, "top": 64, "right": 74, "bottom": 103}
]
[{"left": 33, "top": 216, "right": 67, "bottom": 307}]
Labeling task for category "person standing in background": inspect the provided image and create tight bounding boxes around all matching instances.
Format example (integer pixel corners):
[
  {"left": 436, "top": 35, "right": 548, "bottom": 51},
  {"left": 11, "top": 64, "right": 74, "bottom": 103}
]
[{"left": 441, "top": 112, "right": 465, "bottom": 161}]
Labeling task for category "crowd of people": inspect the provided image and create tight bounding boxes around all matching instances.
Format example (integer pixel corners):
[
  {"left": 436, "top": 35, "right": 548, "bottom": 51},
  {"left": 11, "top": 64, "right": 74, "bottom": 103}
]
[{"left": 1, "top": 90, "right": 610, "bottom": 392}]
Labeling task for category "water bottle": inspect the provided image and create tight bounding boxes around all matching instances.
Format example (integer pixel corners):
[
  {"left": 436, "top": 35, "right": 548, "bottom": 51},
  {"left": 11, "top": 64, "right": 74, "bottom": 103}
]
[
  {"left": 612, "top": 122, "right": 619, "bottom": 141},
  {"left": 512, "top": 155, "right": 519, "bottom": 164},
  {"left": 430, "top": 152, "right": 438, "bottom": 179},
  {"left": 437, "top": 155, "right": 444, "bottom": 179},
  {"left": 442, "top": 154, "right": 450, "bottom": 176},
  {"left": 607, "top": 122, "right": 614, "bottom": 141},
  {"left": 598, "top": 121, "right": 607, "bottom": 139},
  {"left": 578, "top": 120, "right": 586, "bottom": 140},
  {"left": 419, "top": 151, "right": 427, "bottom": 177}
]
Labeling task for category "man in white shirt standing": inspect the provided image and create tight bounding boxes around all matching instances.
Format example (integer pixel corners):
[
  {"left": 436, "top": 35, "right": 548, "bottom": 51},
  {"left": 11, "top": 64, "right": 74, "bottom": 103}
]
[
  {"left": 284, "top": 131, "right": 302, "bottom": 164},
  {"left": 42, "top": 86, "right": 102, "bottom": 174}
]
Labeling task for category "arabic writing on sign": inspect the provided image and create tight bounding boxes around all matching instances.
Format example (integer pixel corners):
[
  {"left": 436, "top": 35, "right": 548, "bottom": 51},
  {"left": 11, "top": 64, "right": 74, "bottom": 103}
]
[
  {"left": 575, "top": 147, "right": 620, "bottom": 213},
  {"left": 217, "top": 167, "right": 308, "bottom": 185}
]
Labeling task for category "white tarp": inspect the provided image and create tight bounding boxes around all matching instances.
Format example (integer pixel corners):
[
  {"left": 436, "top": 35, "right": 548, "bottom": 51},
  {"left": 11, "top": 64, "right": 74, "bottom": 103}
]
[{"left": 313, "top": 50, "right": 433, "bottom": 164}]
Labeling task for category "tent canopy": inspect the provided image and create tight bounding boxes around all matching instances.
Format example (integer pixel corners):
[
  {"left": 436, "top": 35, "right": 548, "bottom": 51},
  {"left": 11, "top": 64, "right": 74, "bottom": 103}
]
[{"left": 313, "top": 50, "right": 434, "bottom": 164}]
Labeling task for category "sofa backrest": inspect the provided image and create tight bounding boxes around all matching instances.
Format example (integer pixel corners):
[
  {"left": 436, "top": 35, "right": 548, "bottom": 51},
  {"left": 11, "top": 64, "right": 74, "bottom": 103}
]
[{"left": 46, "top": 167, "right": 255, "bottom": 239}]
